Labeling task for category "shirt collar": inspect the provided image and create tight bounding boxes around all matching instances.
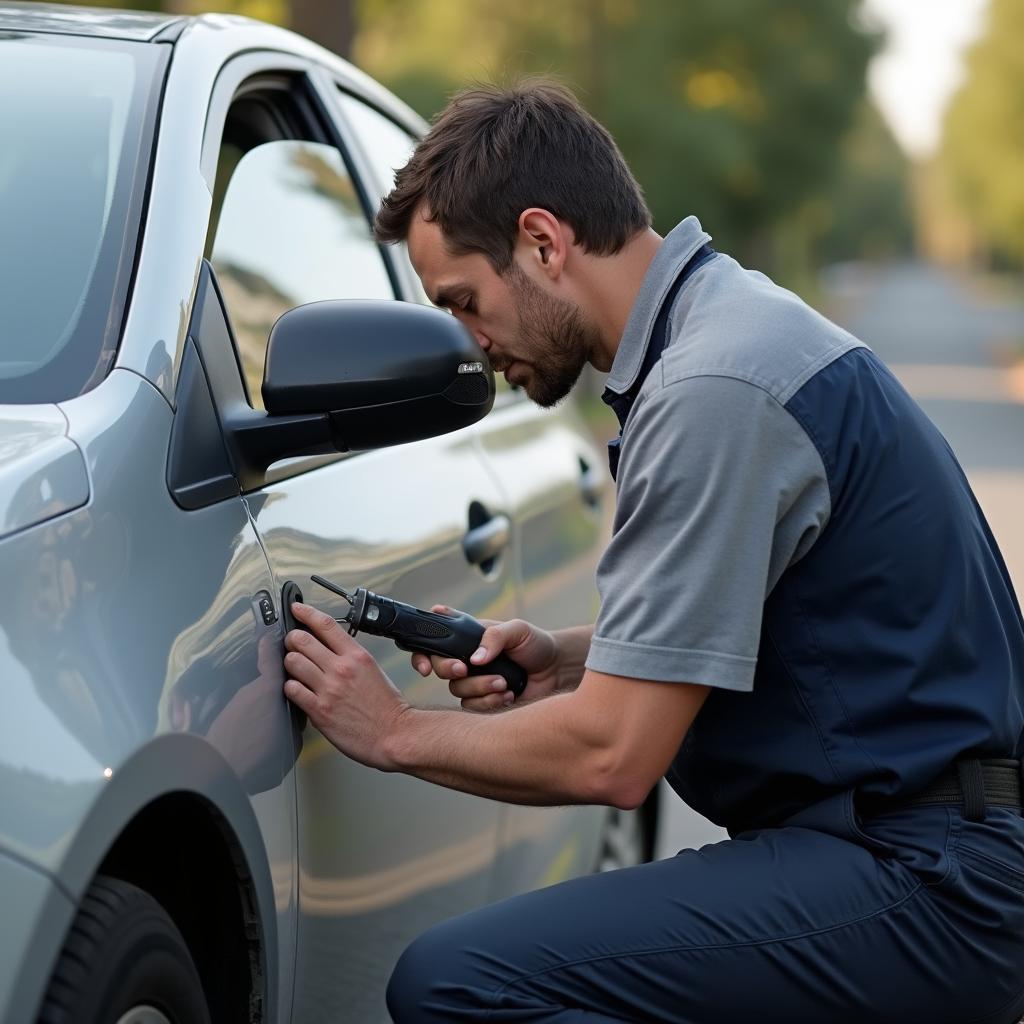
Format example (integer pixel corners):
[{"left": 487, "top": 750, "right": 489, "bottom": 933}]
[{"left": 604, "top": 216, "right": 712, "bottom": 396}]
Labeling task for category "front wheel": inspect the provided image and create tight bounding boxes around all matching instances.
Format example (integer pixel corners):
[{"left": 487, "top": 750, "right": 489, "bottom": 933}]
[{"left": 38, "top": 875, "right": 211, "bottom": 1024}]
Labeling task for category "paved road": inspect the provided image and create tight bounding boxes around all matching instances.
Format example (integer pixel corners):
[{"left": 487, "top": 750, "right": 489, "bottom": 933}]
[{"left": 656, "top": 261, "right": 1024, "bottom": 858}]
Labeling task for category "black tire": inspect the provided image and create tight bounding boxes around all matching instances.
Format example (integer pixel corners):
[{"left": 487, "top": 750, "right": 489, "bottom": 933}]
[{"left": 38, "top": 875, "right": 211, "bottom": 1024}]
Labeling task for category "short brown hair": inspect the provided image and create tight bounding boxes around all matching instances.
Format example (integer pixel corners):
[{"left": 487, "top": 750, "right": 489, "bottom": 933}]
[{"left": 374, "top": 80, "right": 650, "bottom": 271}]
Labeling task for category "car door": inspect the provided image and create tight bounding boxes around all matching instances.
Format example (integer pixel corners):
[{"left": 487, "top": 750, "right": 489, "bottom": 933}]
[
  {"left": 468, "top": 397, "right": 611, "bottom": 891},
  {"left": 202, "top": 60, "right": 511, "bottom": 1023},
  {"left": 328, "top": 84, "right": 612, "bottom": 896}
]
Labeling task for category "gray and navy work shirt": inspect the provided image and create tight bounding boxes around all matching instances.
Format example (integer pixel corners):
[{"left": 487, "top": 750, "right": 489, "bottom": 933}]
[{"left": 585, "top": 216, "right": 1024, "bottom": 835}]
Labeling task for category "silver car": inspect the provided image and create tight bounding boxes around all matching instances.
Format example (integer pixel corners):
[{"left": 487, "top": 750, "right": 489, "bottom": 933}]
[{"left": 0, "top": 4, "right": 655, "bottom": 1022}]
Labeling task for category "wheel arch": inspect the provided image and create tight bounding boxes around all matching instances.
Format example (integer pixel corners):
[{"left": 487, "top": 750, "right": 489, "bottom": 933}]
[{"left": 41, "top": 733, "right": 279, "bottom": 1024}]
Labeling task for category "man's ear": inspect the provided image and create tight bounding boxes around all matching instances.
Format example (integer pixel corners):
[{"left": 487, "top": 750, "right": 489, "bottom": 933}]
[{"left": 516, "top": 208, "right": 569, "bottom": 280}]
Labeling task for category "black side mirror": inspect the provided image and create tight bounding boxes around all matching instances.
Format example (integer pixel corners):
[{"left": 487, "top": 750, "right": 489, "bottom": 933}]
[
  {"left": 220, "top": 299, "right": 495, "bottom": 489},
  {"left": 262, "top": 299, "right": 493, "bottom": 451}
]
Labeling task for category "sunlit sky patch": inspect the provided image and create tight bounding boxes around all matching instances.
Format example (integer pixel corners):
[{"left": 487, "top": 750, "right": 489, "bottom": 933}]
[{"left": 861, "top": 0, "right": 988, "bottom": 157}]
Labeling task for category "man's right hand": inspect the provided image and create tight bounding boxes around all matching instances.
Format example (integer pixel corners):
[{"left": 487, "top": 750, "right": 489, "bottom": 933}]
[{"left": 410, "top": 608, "right": 561, "bottom": 711}]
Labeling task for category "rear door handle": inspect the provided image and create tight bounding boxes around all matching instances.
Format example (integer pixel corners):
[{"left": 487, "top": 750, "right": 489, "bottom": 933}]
[{"left": 463, "top": 513, "right": 511, "bottom": 566}]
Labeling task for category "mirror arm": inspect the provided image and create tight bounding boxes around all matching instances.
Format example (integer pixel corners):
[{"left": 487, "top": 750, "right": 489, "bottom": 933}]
[{"left": 223, "top": 408, "right": 337, "bottom": 489}]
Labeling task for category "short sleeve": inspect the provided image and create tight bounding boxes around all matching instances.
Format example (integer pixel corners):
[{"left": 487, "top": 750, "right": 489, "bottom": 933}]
[{"left": 586, "top": 374, "right": 830, "bottom": 691}]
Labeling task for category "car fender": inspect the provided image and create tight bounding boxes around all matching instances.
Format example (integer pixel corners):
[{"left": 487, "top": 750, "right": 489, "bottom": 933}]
[{"left": 1, "top": 732, "right": 279, "bottom": 1024}]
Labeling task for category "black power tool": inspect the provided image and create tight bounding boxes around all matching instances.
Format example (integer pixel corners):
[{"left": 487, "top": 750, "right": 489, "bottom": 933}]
[{"left": 283, "top": 576, "right": 528, "bottom": 698}]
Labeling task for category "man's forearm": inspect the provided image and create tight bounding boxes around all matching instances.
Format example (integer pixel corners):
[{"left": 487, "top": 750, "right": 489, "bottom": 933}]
[{"left": 385, "top": 687, "right": 614, "bottom": 806}]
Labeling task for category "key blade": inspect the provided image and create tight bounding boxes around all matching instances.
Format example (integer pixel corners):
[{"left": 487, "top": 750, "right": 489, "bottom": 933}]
[{"left": 311, "top": 574, "right": 353, "bottom": 604}]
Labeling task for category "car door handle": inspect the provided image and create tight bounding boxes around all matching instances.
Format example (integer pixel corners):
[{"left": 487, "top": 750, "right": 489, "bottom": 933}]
[
  {"left": 579, "top": 458, "right": 603, "bottom": 508},
  {"left": 463, "top": 513, "right": 511, "bottom": 566}
]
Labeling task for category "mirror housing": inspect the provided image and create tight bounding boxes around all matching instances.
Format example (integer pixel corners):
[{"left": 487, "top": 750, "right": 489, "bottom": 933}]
[{"left": 263, "top": 299, "right": 494, "bottom": 452}]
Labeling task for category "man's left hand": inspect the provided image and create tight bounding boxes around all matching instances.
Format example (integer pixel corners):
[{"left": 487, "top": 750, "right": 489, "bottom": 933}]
[{"left": 283, "top": 602, "right": 409, "bottom": 770}]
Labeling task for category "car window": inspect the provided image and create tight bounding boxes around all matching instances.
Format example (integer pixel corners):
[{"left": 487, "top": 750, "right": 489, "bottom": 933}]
[
  {"left": 209, "top": 133, "right": 394, "bottom": 409},
  {"left": 0, "top": 35, "right": 164, "bottom": 404}
]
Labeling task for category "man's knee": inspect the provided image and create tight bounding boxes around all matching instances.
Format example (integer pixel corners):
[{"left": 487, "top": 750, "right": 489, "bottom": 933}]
[
  {"left": 387, "top": 919, "right": 486, "bottom": 1023},
  {"left": 387, "top": 929, "right": 437, "bottom": 1023}
]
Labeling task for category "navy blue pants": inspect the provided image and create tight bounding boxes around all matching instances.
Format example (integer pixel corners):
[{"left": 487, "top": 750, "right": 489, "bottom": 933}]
[{"left": 388, "top": 802, "right": 1024, "bottom": 1023}]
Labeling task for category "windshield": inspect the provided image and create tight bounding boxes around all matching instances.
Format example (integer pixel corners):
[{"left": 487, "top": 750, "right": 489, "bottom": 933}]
[{"left": 0, "top": 34, "right": 165, "bottom": 404}]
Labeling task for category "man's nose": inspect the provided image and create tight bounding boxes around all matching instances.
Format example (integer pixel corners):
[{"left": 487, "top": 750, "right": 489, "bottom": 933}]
[{"left": 450, "top": 309, "right": 489, "bottom": 351}]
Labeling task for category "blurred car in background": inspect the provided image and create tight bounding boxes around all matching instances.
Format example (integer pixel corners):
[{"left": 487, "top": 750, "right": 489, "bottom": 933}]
[{"left": 0, "top": 4, "right": 654, "bottom": 1021}]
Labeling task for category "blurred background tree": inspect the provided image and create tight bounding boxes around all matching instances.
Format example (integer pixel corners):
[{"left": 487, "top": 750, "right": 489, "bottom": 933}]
[
  {"left": 940, "top": 0, "right": 1024, "bottom": 270},
  {"left": 49, "top": 0, "right": 917, "bottom": 289},
  {"left": 355, "top": 0, "right": 908, "bottom": 289}
]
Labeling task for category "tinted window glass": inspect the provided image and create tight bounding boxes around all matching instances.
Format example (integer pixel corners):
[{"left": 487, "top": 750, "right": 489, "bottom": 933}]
[
  {"left": 335, "top": 92, "right": 433, "bottom": 303},
  {"left": 210, "top": 139, "right": 395, "bottom": 408},
  {"left": 336, "top": 92, "right": 416, "bottom": 199},
  {"left": 0, "top": 36, "right": 163, "bottom": 404}
]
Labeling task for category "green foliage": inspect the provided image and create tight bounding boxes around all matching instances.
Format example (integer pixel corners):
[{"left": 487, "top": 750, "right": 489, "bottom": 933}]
[
  {"left": 45, "top": 0, "right": 163, "bottom": 8},
  {"left": 358, "top": 0, "right": 880, "bottom": 269},
  {"left": 815, "top": 98, "right": 914, "bottom": 264},
  {"left": 943, "top": 0, "right": 1024, "bottom": 265},
  {"left": 45, "top": 0, "right": 288, "bottom": 23},
  {"left": 523, "top": 1, "right": 876, "bottom": 257}
]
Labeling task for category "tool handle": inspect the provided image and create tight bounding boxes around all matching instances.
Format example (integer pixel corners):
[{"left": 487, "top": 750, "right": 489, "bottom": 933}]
[
  {"left": 462, "top": 650, "right": 529, "bottom": 698},
  {"left": 388, "top": 604, "right": 528, "bottom": 698}
]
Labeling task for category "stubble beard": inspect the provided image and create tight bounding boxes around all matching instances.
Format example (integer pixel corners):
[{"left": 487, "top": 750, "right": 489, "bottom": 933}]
[{"left": 506, "top": 264, "right": 598, "bottom": 409}]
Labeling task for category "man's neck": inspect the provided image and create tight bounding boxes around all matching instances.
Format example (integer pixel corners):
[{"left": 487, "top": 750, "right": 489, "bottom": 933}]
[{"left": 580, "top": 227, "right": 663, "bottom": 372}]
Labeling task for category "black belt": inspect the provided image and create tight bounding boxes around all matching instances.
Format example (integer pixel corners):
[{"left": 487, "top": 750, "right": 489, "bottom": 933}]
[{"left": 895, "top": 758, "right": 1022, "bottom": 822}]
